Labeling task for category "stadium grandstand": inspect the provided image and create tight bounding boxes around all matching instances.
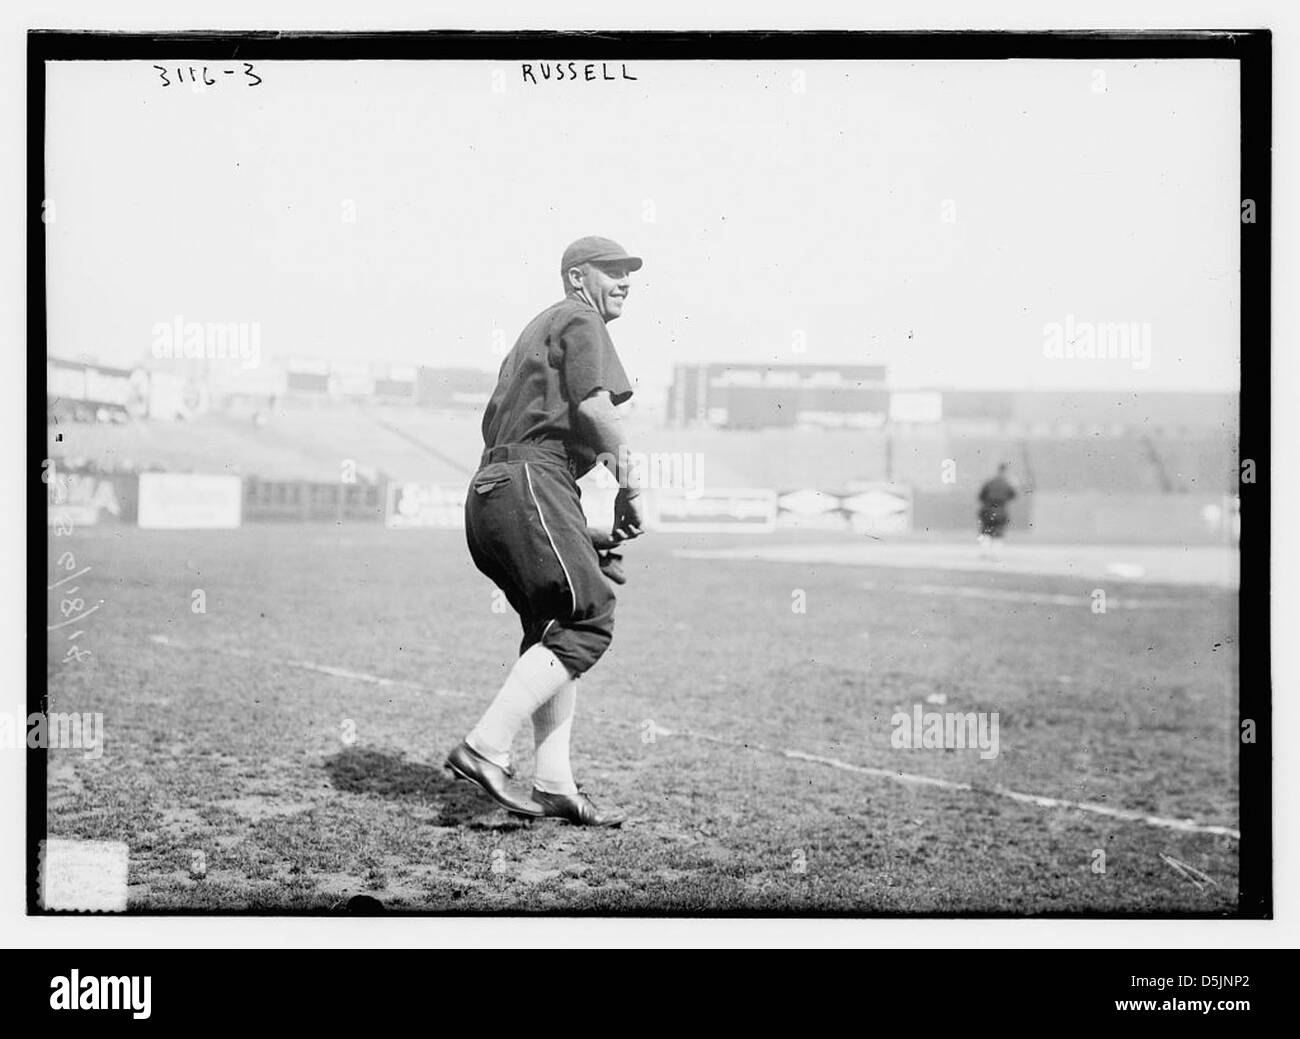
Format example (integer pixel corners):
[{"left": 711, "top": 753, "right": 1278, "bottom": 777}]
[{"left": 46, "top": 354, "right": 1239, "bottom": 545}]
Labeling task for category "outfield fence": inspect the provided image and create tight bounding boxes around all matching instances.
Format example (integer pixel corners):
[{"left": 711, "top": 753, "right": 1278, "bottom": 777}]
[{"left": 45, "top": 466, "right": 1239, "bottom": 546}]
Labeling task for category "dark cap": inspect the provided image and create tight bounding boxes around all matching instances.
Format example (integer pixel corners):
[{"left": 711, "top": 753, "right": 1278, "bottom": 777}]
[{"left": 560, "top": 236, "right": 643, "bottom": 274}]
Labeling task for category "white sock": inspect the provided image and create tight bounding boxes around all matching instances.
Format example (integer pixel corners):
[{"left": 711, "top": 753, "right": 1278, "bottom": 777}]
[
  {"left": 467, "top": 645, "right": 571, "bottom": 769},
  {"left": 532, "top": 678, "right": 579, "bottom": 795}
]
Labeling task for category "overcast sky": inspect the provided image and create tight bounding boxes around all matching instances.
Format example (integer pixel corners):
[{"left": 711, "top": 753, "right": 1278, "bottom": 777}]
[{"left": 45, "top": 57, "right": 1240, "bottom": 397}]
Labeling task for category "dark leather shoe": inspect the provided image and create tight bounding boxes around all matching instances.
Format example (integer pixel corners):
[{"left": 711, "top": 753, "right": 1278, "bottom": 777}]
[
  {"left": 531, "top": 788, "right": 626, "bottom": 828},
  {"left": 445, "top": 741, "right": 543, "bottom": 817}
]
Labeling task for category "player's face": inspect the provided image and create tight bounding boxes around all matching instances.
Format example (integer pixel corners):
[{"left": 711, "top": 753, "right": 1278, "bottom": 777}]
[{"left": 576, "top": 262, "right": 633, "bottom": 322}]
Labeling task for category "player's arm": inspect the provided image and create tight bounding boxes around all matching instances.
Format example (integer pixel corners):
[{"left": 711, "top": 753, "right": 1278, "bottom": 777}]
[
  {"left": 576, "top": 389, "right": 643, "bottom": 541},
  {"left": 576, "top": 388, "right": 634, "bottom": 483}
]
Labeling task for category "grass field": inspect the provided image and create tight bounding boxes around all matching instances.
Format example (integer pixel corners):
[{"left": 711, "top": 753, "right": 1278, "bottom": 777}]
[{"left": 45, "top": 524, "right": 1240, "bottom": 914}]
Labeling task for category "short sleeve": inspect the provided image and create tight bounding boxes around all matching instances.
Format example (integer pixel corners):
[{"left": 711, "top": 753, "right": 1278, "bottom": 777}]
[{"left": 559, "top": 309, "right": 633, "bottom": 406}]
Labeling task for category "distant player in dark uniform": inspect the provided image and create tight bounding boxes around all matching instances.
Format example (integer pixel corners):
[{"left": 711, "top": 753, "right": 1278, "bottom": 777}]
[
  {"left": 444, "top": 237, "right": 645, "bottom": 827},
  {"left": 977, "top": 462, "right": 1018, "bottom": 560}
]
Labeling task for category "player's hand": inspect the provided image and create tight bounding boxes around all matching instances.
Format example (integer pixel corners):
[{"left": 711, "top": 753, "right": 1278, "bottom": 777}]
[{"left": 612, "top": 487, "right": 644, "bottom": 542}]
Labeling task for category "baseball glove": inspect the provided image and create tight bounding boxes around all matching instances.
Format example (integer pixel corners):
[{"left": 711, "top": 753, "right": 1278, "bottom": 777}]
[{"left": 597, "top": 550, "right": 626, "bottom": 585}]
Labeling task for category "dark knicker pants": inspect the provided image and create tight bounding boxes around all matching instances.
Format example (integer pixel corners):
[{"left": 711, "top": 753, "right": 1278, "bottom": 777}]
[
  {"left": 978, "top": 503, "right": 1009, "bottom": 537},
  {"left": 465, "top": 442, "right": 615, "bottom": 677}
]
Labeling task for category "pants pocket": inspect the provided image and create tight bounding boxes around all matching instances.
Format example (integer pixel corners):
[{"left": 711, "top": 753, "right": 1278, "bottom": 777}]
[{"left": 472, "top": 462, "right": 513, "bottom": 496}]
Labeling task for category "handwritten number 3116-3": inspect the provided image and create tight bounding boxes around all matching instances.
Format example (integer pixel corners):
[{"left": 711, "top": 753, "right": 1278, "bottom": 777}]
[{"left": 154, "top": 63, "right": 262, "bottom": 88}]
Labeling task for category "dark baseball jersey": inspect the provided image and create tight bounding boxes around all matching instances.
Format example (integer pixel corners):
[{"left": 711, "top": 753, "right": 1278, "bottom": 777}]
[
  {"left": 978, "top": 474, "right": 1017, "bottom": 508},
  {"left": 466, "top": 293, "right": 634, "bottom": 677},
  {"left": 482, "top": 296, "right": 633, "bottom": 476},
  {"left": 977, "top": 474, "right": 1017, "bottom": 536}
]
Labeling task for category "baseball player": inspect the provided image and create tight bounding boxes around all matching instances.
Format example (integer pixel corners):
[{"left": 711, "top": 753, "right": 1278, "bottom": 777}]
[
  {"left": 976, "top": 462, "right": 1018, "bottom": 560},
  {"left": 445, "top": 236, "right": 645, "bottom": 827}
]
